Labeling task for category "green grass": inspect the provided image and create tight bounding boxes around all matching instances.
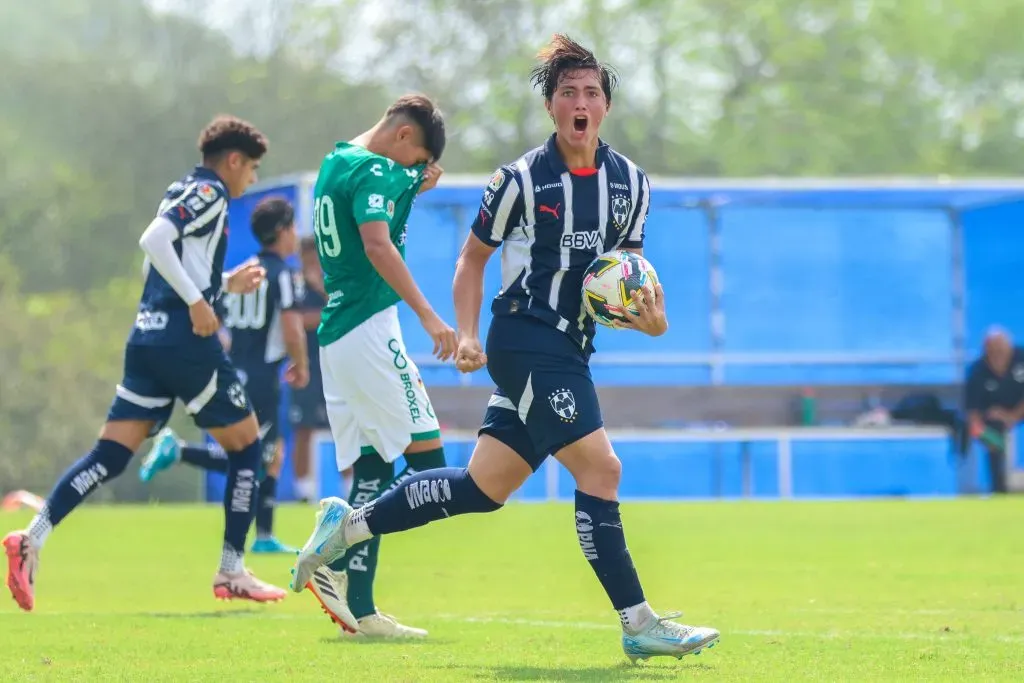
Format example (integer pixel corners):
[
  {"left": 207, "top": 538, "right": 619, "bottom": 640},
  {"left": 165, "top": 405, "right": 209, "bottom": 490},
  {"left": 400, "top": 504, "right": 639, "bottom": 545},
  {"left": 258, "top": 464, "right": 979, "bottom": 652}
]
[{"left": 1, "top": 498, "right": 1022, "bottom": 681}]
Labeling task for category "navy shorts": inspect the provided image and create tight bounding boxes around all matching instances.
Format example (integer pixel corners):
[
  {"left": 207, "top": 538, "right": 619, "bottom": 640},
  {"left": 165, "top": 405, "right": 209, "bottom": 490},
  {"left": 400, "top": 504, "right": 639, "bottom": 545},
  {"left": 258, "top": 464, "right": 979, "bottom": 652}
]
[
  {"left": 288, "top": 364, "right": 329, "bottom": 430},
  {"left": 107, "top": 341, "right": 252, "bottom": 437},
  {"left": 479, "top": 314, "right": 603, "bottom": 472}
]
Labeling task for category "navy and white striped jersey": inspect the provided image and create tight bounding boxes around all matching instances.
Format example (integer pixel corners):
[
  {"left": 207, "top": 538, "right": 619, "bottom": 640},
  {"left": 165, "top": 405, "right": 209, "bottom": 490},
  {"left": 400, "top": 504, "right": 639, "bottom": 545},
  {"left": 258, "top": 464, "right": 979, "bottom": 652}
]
[
  {"left": 222, "top": 251, "right": 300, "bottom": 371},
  {"left": 470, "top": 134, "right": 651, "bottom": 352},
  {"left": 130, "top": 166, "right": 230, "bottom": 346}
]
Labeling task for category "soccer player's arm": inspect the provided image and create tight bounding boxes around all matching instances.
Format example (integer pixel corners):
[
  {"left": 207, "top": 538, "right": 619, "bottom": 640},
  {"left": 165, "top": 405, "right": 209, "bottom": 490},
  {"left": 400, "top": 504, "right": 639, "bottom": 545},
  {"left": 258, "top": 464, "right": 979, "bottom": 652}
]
[
  {"left": 278, "top": 267, "right": 309, "bottom": 375},
  {"left": 352, "top": 175, "right": 436, "bottom": 319},
  {"left": 621, "top": 171, "right": 651, "bottom": 257},
  {"left": 139, "top": 184, "right": 227, "bottom": 306},
  {"left": 456, "top": 167, "right": 523, "bottom": 340},
  {"left": 217, "top": 326, "right": 232, "bottom": 352},
  {"left": 301, "top": 306, "right": 322, "bottom": 331},
  {"left": 291, "top": 273, "right": 322, "bottom": 330}
]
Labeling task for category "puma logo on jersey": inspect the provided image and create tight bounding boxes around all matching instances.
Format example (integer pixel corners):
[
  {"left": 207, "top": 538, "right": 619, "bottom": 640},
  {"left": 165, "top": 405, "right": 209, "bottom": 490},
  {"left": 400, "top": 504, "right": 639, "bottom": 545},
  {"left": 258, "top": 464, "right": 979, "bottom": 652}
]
[{"left": 539, "top": 203, "right": 561, "bottom": 220}]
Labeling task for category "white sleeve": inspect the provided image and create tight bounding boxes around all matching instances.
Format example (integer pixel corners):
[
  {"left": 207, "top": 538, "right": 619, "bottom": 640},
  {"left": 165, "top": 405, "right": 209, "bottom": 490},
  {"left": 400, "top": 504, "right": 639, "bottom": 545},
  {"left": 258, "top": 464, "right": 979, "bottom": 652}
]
[
  {"left": 278, "top": 269, "right": 296, "bottom": 309},
  {"left": 138, "top": 216, "right": 204, "bottom": 305}
]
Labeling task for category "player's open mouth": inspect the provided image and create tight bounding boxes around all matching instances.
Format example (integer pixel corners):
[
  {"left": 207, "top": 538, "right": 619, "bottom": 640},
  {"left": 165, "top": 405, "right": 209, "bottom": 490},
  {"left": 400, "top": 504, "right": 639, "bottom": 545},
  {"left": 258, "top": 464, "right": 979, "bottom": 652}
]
[{"left": 573, "top": 116, "right": 588, "bottom": 133}]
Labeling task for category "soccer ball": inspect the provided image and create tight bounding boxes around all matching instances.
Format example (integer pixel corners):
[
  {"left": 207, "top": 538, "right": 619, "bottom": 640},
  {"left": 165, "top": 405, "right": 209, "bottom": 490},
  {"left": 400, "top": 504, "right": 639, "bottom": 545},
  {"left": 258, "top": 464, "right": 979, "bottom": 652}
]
[{"left": 581, "top": 250, "right": 660, "bottom": 327}]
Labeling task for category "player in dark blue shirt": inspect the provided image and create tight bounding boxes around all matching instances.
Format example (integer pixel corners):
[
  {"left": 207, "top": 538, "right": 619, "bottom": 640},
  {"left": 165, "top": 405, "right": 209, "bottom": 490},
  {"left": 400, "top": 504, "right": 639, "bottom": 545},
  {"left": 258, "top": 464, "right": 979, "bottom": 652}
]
[
  {"left": 138, "top": 197, "right": 310, "bottom": 553},
  {"left": 3, "top": 116, "right": 289, "bottom": 611},
  {"left": 287, "top": 236, "right": 335, "bottom": 504},
  {"left": 288, "top": 35, "right": 720, "bottom": 662}
]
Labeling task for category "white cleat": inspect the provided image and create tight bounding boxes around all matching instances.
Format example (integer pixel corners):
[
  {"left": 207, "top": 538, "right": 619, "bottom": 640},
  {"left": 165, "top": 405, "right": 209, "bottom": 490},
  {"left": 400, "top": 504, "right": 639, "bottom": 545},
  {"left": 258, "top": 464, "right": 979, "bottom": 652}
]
[
  {"left": 342, "top": 611, "right": 428, "bottom": 639},
  {"left": 622, "top": 611, "right": 719, "bottom": 663},
  {"left": 290, "top": 497, "right": 354, "bottom": 593},
  {"left": 305, "top": 566, "right": 359, "bottom": 633},
  {"left": 212, "top": 568, "right": 287, "bottom": 603}
]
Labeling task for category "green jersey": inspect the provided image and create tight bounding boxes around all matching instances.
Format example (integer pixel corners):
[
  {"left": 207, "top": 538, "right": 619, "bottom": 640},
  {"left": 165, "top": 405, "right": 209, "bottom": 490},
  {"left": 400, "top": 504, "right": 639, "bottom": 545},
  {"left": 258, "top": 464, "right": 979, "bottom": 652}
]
[{"left": 312, "top": 142, "right": 425, "bottom": 346}]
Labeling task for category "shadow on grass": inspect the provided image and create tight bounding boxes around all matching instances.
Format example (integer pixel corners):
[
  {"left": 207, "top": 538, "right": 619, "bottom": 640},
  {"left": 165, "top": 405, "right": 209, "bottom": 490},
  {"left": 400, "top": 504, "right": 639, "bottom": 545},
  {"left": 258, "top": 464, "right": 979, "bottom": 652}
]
[
  {"left": 430, "top": 661, "right": 716, "bottom": 681},
  {"left": 145, "top": 609, "right": 264, "bottom": 619}
]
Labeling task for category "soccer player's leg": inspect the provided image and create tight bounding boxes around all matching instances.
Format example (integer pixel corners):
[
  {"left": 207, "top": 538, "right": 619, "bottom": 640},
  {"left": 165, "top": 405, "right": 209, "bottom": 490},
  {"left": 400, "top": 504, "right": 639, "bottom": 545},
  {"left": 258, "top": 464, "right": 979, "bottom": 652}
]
[
  {"left": 166, "top": 346, "right": 285, "bottom": 602},
  {"left": 138, "top": 427, "right": 230, "bottom": 482},
  {"left": 141, "top": 376, "right": 280, "bottom": 485},
  {"left": 247, "top": 382, "right": 296, "bottom": 554},
  {"left": 314, "top": 448, "right": 396, "bottom": 636},
  {"left": 298, "top": 372, "right": 362, "bottom": 632},
  {"left": 293, "top": 408, "right": 533, "bottom": 607},
  {"left": 251, "top": 435, "right": 297, "bottom": 554},
  {"left": 288, "top": 377, "right": 329, "bottom": 503},
  {"left": 524, "top": 362, "right": 719, "bottom": 660},
  {"left": 5, "top": 345, "right": 168, "bottom": 612},
  {"left": 295, "top": 324, "right": 427, "bottom": 634},
  {"left": 333, "top": 347, "right": 447, "bottom": 637},
  {"left": 291, "top": 308, "right": 505, "bottom": 593},
  {"left": 336, "top": 434, "right": 448, "bottom": 639},
  {"left": 306, "top": 396, "right": 535, "bottom": 620}
]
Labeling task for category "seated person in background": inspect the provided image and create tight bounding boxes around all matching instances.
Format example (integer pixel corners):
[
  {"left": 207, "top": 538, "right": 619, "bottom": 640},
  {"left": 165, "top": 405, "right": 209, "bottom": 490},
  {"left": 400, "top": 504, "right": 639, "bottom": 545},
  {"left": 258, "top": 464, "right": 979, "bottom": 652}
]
[{"left": 964, "top": 327, "right": 1024, "bottom": 494}]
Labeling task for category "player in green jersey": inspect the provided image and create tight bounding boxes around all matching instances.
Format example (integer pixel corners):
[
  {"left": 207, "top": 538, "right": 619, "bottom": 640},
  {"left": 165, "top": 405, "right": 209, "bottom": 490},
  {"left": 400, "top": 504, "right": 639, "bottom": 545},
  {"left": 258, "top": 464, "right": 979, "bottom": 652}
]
[{"left": 300, "top": 94, "right": 455, "bottom": 638}]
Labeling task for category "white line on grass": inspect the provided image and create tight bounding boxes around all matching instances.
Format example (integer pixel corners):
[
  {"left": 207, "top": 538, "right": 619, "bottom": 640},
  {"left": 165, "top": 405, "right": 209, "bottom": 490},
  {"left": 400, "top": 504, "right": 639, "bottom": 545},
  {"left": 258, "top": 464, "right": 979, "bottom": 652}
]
[
  {"left": 792, "top": 606, "right": 1021, "bottom": 616},
  {"left": 436, "top": 615, "right": 1024, "bottom": 643}
]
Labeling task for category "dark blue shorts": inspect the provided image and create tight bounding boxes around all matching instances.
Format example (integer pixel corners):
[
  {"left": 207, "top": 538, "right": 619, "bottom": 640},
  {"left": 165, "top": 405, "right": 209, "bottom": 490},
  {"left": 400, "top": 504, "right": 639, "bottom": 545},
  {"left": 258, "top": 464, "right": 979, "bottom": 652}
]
[
  {"left": 288, "top": 363, "right": 329, "bottom": 429},
  {"left": 479, "top": 314, "right": 603, "bottom": 472},
  {"left": 106, "top": 341, "right": 252, "bottom": 437}
]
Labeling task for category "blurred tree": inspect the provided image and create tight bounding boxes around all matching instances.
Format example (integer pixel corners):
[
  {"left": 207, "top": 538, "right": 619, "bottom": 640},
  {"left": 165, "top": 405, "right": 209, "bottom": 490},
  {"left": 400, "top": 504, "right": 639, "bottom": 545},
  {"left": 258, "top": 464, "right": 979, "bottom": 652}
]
[
  {"left": 282, "top": 0, "right": 1024, "bottom": 176},
  {"left": 0, "top": 0, "right": 388, "bottom": 497}
]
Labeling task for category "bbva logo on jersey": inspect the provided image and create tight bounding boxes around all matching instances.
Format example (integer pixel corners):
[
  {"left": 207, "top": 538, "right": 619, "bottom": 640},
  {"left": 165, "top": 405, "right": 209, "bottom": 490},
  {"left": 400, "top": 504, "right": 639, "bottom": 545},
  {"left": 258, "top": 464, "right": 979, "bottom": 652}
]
[{"left": 561, "top": 231, "right": 601, "bottom": 250}]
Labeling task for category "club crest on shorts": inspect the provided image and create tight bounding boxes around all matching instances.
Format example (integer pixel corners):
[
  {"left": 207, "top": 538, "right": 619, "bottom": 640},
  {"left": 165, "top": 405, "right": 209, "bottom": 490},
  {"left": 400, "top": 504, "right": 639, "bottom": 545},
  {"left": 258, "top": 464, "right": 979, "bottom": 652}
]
[
  {"left": 611, "top": 195, "right": 631, "bottom": 230},
  {"left": 548, "top": 388, "right": 577, "bottom": 423},
  {"left": 228, "top": 382, "right": 247, "bottom": 409}
]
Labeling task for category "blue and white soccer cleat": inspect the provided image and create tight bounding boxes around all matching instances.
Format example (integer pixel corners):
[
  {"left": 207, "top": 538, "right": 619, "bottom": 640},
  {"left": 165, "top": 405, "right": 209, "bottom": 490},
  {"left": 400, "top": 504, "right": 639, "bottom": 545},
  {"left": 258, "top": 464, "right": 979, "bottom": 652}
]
[
  {"left": 138, "top": 427, "right": 182, "bottom": 483},
  {"left": 289, "top": 497, "right": 354, "bottom": 593},
  {"left": 622, "top": 611, "right": 720, "bottom": 663},
  {"left": 251, "top": 537, "right": 299, "bottom": 554}
]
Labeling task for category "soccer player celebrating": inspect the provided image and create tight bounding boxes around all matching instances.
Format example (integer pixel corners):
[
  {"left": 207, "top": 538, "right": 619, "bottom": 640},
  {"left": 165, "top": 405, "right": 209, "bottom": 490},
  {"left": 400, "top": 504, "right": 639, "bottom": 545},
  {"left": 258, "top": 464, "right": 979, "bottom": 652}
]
[
  {"left": 3, "top": 116, "right": 288, "bottom": 610},
  {"left": 138, "top": 196, "right": 310, "bottom": 554},
  {"left": 289, "top": 36, "right": 720, "bottom": 661},
  {"left": 297, "top": 94, "right": 454, "bottom": 638}
]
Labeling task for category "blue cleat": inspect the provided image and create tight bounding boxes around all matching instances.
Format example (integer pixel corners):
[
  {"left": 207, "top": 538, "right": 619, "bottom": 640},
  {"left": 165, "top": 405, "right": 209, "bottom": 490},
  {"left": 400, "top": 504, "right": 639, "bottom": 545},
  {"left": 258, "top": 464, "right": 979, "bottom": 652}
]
[
  {"left": 138, "top": 428, "right": 182, "bottom": 483},
  {"left": 251, "top": 537, "right": 299, "bottom": 554},
  {"left": 289, "top": 497, "right": 354, "bottom": 593},
  {"left": 622, "top": 611, "right": 720, "bottom": 663}
]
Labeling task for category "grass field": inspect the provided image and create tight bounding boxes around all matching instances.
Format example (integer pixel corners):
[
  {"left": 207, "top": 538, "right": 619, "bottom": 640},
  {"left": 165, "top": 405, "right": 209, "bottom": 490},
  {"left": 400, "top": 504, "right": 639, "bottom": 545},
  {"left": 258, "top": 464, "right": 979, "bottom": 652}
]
[{"left": 1, "top": 498, "right": 1022, "bottom": 681}]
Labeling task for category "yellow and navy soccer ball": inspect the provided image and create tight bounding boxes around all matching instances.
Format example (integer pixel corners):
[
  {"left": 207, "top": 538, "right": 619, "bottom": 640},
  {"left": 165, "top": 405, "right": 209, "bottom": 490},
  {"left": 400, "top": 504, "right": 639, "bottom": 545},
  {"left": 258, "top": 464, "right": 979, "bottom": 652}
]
[{"left": 581, "top": 250, "right": 660, "bottom": 328}]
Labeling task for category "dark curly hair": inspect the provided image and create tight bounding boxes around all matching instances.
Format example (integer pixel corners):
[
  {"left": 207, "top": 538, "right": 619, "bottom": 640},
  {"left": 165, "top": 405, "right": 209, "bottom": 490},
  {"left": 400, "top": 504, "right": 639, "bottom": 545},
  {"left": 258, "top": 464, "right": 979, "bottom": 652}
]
[
  {"left": 198, "top": 115, "right": 268, "bottom": 162},
  {"left": 529, "top": 34, "right": 618, "bottom": 103},
  {"left": 250, "top": 196, "right": 294, "bottom": 246}
]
